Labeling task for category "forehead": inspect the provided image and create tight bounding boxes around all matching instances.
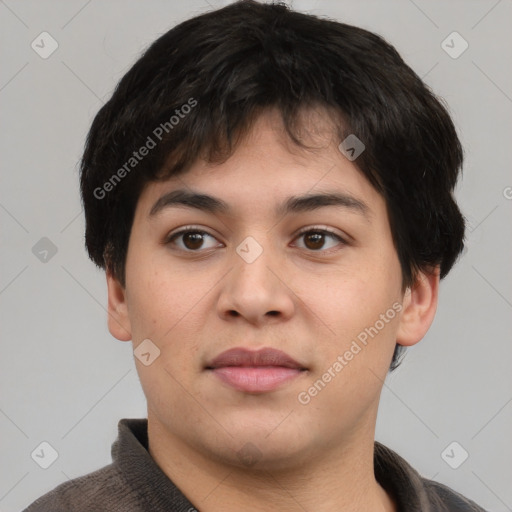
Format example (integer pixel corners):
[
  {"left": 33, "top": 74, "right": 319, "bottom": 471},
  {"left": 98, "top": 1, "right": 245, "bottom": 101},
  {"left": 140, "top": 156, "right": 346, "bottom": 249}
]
[{"left": 136, "top": 108, "right": 383, "bottom": 222}]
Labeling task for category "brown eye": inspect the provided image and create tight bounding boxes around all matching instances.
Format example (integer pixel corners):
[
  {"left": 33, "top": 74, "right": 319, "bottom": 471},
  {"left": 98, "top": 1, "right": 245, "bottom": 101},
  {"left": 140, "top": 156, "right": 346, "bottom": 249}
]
[
  {"left": 166, "top": 229, "right": 220, "bottom": 251},
  {"left": 294, "top": 229, "right": 346, "bottom": 252},
  {"left": 303, "top": 232, "right": 325, "bottom": 250},
  {"left": 181, "top": 232, "right": 207, "bottom": 250}
]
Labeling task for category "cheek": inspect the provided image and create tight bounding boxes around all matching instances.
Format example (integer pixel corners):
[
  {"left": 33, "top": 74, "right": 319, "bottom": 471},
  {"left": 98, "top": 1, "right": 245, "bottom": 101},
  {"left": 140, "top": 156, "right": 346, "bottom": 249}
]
[
  {"left": 303, "top": 255, "right": 402, "bottom": 355},
  {"left": 126, "top": 266, "right": 209, "bottom": 368},
  {"left": 125, "top": 257, "right": 189, "bottom": 333}
]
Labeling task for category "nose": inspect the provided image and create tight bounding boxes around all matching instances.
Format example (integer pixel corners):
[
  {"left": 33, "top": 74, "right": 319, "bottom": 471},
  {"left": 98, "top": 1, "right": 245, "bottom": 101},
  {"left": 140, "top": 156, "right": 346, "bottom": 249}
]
[{"left": 216, "top": 236, "right": 295, "bottom": 326}]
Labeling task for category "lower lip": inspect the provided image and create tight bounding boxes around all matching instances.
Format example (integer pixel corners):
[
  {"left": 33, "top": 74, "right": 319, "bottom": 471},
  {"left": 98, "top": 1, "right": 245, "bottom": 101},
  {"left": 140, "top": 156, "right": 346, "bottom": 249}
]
[{"left": 211, "top": 367, "right": 303, "bottom": 393}]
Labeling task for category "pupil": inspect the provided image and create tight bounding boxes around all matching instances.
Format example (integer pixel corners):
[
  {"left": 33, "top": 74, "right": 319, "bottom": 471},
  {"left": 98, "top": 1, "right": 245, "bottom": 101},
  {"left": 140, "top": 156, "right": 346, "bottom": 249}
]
[
  {"left": 182, "top": 232, "right": 326, "bottom": 251},
  {"left": 185, "top": 232, "right": 204, "bottom": 250},
  {"left": 306, "top": 232, "right": 324, "bottom": 250}
]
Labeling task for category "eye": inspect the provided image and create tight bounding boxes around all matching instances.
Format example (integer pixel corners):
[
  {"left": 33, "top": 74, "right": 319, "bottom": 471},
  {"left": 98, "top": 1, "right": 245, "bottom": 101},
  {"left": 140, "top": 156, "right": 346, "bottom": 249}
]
[
  {"left": 164, "top": 226, "right": 347, "bottom": 253},
  {"left": 165, "top": 227, "right": 222, "bottom": 252},
  {"left": 293, "top": 227, "right": 347, "bottom": 252}
]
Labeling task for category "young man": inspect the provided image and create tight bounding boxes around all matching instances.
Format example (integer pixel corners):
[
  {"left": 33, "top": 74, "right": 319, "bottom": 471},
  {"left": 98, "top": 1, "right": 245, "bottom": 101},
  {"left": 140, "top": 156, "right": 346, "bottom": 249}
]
[{"left": 25, "top": 1, "right": 487, "bottom": 510}]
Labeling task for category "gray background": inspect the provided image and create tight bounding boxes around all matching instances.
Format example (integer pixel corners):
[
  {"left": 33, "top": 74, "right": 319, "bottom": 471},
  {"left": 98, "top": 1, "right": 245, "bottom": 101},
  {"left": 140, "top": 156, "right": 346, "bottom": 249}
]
[{"left": 1, "top": 0, "right": 511, "bottom": 510}]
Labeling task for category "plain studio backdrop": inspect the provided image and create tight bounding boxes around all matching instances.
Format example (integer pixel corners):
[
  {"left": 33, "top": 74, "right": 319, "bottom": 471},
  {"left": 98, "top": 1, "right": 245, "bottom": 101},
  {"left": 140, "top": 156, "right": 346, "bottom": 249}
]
[{"left": 0, "top": 1, "right": 511, "bottom": 510}]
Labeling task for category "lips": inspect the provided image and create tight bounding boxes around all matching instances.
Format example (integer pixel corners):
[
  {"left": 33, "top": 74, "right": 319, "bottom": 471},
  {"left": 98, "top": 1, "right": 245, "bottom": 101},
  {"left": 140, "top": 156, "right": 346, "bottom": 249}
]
[
  {"left": 205, "top": 347, "right": 307, "bottom": 393},
  {"left": 206, "top": 347, "right": 305, "bottom": 370}
]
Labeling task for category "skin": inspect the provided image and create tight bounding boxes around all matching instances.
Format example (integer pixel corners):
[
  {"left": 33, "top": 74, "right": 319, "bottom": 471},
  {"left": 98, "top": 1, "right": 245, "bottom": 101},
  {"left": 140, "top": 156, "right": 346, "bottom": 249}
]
[{"left": 106, "top": 107, "right": 439, "bottom": 512}]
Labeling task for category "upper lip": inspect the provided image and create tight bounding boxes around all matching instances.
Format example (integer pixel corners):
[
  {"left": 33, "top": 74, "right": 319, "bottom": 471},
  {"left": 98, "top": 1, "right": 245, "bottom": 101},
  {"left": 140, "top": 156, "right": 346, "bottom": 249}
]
[{"left": 206, "top": 347, "right": 306, "bottom": 370}]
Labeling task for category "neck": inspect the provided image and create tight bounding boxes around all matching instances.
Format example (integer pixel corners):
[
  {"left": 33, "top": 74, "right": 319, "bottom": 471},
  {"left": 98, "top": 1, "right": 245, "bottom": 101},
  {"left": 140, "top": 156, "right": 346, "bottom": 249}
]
[{"left": 147, "top": 412, "right": 396, "bottom": 512}]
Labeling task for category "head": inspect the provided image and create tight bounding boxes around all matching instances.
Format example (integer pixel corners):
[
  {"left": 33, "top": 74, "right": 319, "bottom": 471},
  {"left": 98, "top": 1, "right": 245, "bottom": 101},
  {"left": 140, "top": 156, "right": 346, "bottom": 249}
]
[{"left": 80, "top": 0, "right": 465, "bottom": 467}]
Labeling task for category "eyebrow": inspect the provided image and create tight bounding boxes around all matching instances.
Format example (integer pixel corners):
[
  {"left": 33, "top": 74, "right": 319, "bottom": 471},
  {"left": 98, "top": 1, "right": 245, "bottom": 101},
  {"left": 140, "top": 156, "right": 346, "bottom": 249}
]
[{"left": 149, "top": 188, "right": 370, "bottom": 219}]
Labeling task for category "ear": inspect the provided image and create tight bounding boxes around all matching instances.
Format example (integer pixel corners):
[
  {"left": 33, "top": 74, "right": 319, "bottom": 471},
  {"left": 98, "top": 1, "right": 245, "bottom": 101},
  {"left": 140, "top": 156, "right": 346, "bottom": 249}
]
[
  {"left": 106, "top": 270, "right": 132, "bottom": 342},
  {"left": 396, "top": 267, "right": 439, "bottom": 347}
]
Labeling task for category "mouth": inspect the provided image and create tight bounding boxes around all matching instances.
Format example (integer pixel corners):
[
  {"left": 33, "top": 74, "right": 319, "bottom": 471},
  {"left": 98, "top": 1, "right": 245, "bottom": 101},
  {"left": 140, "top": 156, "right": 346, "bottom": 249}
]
[{"left": 205, "top": 347, "right": 308, "bottom": 393}]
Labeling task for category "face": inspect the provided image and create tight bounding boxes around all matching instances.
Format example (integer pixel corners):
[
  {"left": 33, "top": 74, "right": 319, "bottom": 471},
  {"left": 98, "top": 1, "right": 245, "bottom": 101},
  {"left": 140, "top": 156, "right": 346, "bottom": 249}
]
[{"left": 107, "top": 108, "right": 437, "bottom": 470}]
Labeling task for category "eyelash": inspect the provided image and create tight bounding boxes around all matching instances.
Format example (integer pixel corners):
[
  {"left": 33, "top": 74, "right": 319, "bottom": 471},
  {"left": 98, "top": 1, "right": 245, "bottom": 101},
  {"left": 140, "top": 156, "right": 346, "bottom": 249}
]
[{"left": 164, "top": 225, "right": 348, "bottom": 254}]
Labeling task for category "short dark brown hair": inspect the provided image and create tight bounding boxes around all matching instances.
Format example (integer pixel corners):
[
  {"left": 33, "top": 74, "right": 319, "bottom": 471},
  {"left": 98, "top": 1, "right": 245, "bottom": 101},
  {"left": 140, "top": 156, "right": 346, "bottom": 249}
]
[{"left": 79, "top": 0, "right": 465, "bottom": 370}]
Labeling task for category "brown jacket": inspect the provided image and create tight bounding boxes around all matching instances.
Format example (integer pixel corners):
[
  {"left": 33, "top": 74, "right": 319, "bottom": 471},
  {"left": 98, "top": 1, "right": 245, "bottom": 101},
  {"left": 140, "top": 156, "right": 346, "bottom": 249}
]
[{"left": 24, "top": 418, "right": 487, "bottom": 512}]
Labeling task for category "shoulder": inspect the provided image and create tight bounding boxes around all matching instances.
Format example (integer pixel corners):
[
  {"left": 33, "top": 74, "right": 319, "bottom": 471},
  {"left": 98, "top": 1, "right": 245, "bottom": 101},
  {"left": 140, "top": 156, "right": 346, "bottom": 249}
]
[
  {"left": 374, "top": 441, "right": 488, "bottom": 511},
  {"left": 422, "top": 477, "right": 489, "bottom": 511},
  {"left": 22, "top": 463, "right": 143, "bottom": 512}
]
